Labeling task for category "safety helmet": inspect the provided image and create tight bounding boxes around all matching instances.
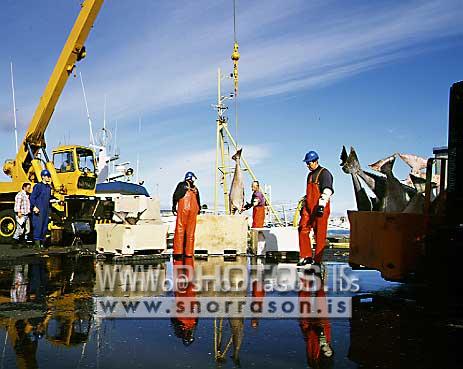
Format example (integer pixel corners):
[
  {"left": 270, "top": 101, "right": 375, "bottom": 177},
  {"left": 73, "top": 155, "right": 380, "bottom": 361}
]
[
  {"left": 303, "top": 151, "right": 319, "bottom": 163},
  {"left": 184, "top": 171, "right": 197, "bottom": 181},
  {"left": 41, "top": 169, "right": 51, "bottom": 178}
]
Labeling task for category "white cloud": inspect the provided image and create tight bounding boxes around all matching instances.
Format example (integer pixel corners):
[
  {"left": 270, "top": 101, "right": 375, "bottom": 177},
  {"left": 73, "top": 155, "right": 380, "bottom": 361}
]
[
  {"left": 0, "top": 0, "right": 461, "bottom": 209},
  {"left": 36, "top": 0, "right": 462, "bottom": 129},
  {"left": 239, "top": 0, "right": 462, "bottom": 98}
]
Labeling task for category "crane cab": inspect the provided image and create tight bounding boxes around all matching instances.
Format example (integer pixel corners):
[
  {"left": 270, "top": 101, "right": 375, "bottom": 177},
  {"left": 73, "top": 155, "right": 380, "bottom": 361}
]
[{"left": 52, "top": 145, "right": 97, "bottom": 197}]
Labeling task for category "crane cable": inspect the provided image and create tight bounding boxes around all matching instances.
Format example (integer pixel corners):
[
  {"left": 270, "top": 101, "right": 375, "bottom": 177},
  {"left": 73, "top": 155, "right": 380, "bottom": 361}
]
[
  {"left": 233, "top": 0, "right": 237, "bottom": 42},
  {"left": 231, "top": 0, "right": 240, "bottom": 145}
]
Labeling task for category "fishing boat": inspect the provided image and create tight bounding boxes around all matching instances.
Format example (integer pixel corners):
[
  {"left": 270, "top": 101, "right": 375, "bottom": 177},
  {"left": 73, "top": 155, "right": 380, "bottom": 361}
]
[{"left": 78, "top": 73, "right": 149, "bottom": 198}]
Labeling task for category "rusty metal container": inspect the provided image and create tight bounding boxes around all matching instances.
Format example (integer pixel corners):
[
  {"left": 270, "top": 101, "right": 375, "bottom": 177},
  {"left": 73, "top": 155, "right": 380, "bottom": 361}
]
[{"left": 348, "top": 211, "right": 427, "bottom": 281}]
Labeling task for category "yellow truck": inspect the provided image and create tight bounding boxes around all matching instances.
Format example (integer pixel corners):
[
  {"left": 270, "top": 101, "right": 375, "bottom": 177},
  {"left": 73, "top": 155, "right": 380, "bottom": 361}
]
[{"left": 0, "top": 0, "right": 112, "bottom": 244}]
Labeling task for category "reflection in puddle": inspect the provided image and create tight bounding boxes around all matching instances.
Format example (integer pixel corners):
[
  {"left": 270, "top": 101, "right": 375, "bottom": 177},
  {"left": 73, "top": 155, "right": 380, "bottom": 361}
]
[
  {"left": 0, "top": 255, "right": 454, "bottom": 368},
  {"left": 1, "top": 256, "right": 95, "bottom": 368},
  {"left": 171, "top": 257, "right": 197, "bottom": 347}
]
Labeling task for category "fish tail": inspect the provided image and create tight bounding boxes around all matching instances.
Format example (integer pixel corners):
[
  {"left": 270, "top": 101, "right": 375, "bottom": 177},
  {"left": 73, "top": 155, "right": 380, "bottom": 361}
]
[
  {"left": 232, "top": 148, "right": 242, "bottom": 161},
  {"left": 340, "top": 146, "right": 361, "bottom": 174},
  {"left": 380, "top": 159, "right": 395, "bottom": 175},
  {"left": 369, "top": 154, "right": 397, "bottom": 175}
]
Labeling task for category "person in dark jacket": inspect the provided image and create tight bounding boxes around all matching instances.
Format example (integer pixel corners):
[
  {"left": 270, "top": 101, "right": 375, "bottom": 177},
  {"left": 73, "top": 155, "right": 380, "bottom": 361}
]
[
  {"left": 298, "top": 151, "right": 334, "bottom": 267},
  {"left": 30, "top": 170, "right": 52, "bottom": 248},
  {"left": 172, "top": 172, "right": 201, "bottom": 257}
]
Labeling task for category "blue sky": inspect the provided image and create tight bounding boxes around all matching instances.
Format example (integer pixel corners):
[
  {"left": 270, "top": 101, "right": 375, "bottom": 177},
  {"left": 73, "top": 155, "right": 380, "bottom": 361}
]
[{"left": 0, "top": 0, "right": 462, "bottom": 214}]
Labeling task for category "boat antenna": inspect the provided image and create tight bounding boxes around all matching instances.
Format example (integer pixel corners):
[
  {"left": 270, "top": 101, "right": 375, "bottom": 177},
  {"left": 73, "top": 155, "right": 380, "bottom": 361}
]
[
  {"left": 79, "top": 72, "right": 95, "bottom": 146},
  {"left": 231, "top": 0, "right": 240, "bottom": 145},
  {"left": 113, "top": 119, "right": 118, "bottom": 176},
  {"left": 114, "top": 120, "right": 118, "bottom": 155},
  {"left": 136, "top": 116, "right": 142, "bottom": 183},
  {"left": 103, "top": 94, "right": 107, "bottom": 130},
  {"left": 10, "top": 62, "right": 19, "bottom": 153}
]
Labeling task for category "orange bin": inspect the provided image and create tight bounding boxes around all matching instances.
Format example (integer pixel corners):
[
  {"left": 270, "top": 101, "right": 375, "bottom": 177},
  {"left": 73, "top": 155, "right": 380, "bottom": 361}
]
[{"left": 348, "top": 211, "right": 427, "bottom": 281}]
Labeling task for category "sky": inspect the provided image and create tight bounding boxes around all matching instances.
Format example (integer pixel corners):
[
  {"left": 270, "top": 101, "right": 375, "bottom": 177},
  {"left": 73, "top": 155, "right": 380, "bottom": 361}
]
[{"left": 0, "top": 0, "right": 462, "bottom": 214}]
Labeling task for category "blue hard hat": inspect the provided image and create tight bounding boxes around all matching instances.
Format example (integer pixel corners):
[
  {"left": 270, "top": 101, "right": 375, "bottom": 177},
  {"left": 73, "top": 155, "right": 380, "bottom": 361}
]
[
  {"left": 184, "top": 171, "right": 197, "bottom": 181},
  {"left": 303, "top": 151, "right": 319, "bottom": 163},
  {"left": 41, "top": 169, "right": 51, "bottom": 177}
]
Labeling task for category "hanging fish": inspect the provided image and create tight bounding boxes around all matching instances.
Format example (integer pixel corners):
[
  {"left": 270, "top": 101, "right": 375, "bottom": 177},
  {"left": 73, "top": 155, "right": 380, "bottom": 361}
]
[{"left": 229, "top": 148, "right": 245, "bottom": 214}]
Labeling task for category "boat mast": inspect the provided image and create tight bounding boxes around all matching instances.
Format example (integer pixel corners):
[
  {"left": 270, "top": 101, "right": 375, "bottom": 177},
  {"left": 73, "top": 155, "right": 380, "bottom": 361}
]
[
  {"left": 10, "top": 62, "right": 19, "bottom": 153},
  {"left": 79, "top": 72, "right": 95, "bottom": 146},
  {"left": 136, "top": 117, "right": 142, "bottom": 184},
  {"left": 103, "top": 94, "right": 107, "bottom": 130},
  {"left": 213, "top": 0, "right": 282, "bottom": 224},
  {"left": 214, "top": 68, "right": 231, "bottom": 214}
]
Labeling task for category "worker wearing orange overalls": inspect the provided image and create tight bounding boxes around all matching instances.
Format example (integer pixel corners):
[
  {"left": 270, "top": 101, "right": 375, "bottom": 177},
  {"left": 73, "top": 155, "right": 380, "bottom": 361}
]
[
  {"left": 171, "top": 256, "right": 197, "bottom": 345},
  {"left": 299, "top": 277, "right": 333, "bottom": 365},
  {"left": 298, "top": 151, "right": 334, "bottom": 267},
  {"left": 172, "top": 172, "right": 201, "bottom": 257},
  {"left": 243, "top": 181, "right": 267, "bottom": 228}
]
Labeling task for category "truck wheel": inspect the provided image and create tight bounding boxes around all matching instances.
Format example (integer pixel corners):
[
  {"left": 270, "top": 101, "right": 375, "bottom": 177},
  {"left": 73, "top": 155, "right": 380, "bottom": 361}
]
[{"left": 0, "top": 209, "right": 16, "bottom": 244}]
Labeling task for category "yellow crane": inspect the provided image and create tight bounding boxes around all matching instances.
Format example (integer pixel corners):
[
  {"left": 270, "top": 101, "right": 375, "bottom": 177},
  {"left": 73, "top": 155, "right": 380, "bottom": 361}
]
[{"left": 0, "top": 0, "right": 110, "bottom": 244}]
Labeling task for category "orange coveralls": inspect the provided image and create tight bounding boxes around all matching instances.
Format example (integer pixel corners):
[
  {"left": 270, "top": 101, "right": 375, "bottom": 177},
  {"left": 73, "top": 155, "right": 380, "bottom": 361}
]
[
  {"left": 173, "top": 186, "right": 200, "bottom": 257},
  {"left": 172, "top": 257, "right": 197, "bottom": 342},
  {"left": 298, "top": 168, "right": 331, "bottom": 263},
  {"left": 252, "top": 206, "right": 266, "bottom": 228},
  {"left": 299, "top": 285, "right": 332, "bottom": 366}
]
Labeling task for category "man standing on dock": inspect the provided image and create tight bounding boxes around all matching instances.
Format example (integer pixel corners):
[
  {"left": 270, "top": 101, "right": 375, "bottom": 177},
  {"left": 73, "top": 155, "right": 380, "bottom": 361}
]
[
  {"left": 298, "top": 151, "right": 334, "bottom": 267},
  {"left": 243, "top": 181, "right": 267, "bottom": 228},
  {"left": 172, "top": 172, "right": 201, "bottom": 258},
  {"left": 30, "top": 170, "right": 52, "bottom": 249},
  {"left": 13, "top": 182, "right": 32, "bottom": 246}
]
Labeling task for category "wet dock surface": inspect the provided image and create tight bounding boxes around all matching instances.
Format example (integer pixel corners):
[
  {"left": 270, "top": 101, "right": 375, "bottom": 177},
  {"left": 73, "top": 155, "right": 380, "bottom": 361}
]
[{"left": 0, "top": 251, "right": 461, "bottom": 369}]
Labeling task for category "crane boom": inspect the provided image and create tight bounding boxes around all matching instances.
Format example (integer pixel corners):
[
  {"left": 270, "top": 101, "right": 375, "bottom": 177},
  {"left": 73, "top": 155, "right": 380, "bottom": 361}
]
[
  {"left": 0, "top": 1, "right": 111, "bottom": 245},
  {"left": 16, "top": 0, "right": 104, "bottom": 180}
]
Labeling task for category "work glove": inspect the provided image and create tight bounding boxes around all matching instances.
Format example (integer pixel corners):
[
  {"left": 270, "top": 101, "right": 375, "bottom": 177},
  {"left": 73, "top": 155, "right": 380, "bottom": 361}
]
[
  {"left": 317, "top": 188, "right": 332, "bottom": 218},
  {"left": 316, "top": 205, "right": 325, "bottom": 217}
]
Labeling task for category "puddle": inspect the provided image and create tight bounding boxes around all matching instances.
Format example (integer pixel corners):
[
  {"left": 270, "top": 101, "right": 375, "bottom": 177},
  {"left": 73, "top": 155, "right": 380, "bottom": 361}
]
[{"left": 0, "top": 255, "right": 459, "bottom": 368}]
